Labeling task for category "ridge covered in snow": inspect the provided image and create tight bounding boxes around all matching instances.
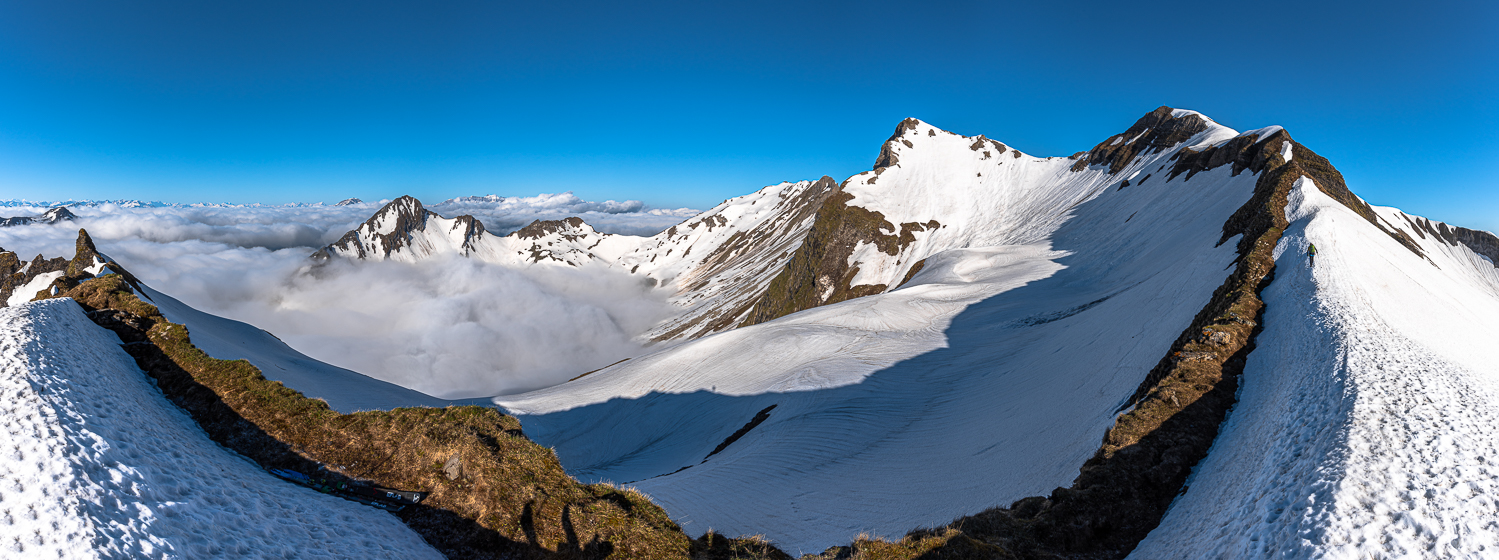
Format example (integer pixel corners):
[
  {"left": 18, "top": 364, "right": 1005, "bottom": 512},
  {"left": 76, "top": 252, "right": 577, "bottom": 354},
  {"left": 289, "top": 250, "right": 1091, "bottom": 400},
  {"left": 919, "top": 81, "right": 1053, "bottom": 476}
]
[
  {"left": 6, "top": 105, "right": 1499, "bottom": 558},
  {"left": 492, "top": 108, "right": 1294, "bottom": 551},
  {"left": 0, "top": 299, "right": 441, "bottom": 558}
]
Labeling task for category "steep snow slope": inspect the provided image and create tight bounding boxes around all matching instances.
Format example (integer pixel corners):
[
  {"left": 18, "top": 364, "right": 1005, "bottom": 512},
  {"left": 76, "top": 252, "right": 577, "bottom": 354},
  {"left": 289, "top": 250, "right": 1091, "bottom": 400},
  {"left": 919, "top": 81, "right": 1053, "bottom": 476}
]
[
  {"left": 1129, "top": 178, "right": 1499, "bottom": 558},
  {"left": 496, "top": 112, "right": 1277, "bottom": 552},
  {"left": 833, "top": 116, "right": 1238, "bottom": 291},
  {"left": 620, "top": 178, "right": 836, "bottom": 340},
  {"left": 0, "top": 299, "right": 441, "bottom": 559}
]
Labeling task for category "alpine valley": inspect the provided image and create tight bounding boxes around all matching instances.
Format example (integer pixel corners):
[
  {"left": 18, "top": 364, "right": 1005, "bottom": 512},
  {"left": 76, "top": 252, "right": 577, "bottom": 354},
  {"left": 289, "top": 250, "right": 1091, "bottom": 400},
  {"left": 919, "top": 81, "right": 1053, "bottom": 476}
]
[{"left": 5, "top": 107, "right": 1499, "bottom": 559}]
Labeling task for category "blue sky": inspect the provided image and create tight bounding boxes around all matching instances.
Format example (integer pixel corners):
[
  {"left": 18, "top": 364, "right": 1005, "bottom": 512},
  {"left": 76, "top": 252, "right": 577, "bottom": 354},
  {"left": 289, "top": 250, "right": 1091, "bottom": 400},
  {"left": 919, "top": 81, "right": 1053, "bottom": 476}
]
[{"left": 1, "top": 1, "right": 1495, "bottom": 230}]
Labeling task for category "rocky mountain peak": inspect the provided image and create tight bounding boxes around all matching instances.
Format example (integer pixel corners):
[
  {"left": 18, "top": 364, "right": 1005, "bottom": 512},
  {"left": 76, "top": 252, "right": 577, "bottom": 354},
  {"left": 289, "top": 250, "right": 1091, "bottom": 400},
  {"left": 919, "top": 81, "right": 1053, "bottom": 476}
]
[
  {"left": 510, "top": 217, "right": 589, "bottom": 240},
  {"left": 1, "top": 206, "right": 77, "bottom": 227},
  {"left": 316, "top": 195, "right": 438, "bottom": 260},
  {"left": 42, "top": 207, "right": 76, "bottom": 223},
  {"left": 873, "top": 117, "right": 926, "bottom": 169},
  {"left": 67, "top": 229, "right": 106, "bottom": 278},
  {"left": 1073, "top": 106, "right": 1218, "bottom": 174}
]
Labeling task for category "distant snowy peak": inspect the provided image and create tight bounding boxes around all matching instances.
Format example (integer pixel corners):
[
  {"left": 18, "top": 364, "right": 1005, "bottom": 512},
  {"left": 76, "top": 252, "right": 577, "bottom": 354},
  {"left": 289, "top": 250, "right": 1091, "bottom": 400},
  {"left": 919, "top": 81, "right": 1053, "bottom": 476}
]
[
  {"left": 318, "top": 196, "right": 444, "bottom": 261},
  {"left": 316, "top": 196, "right": 628, "bottom": 267},
  {"left": 0, "top": 206, "right": 76, "bottom": 227},
  {"left": 443, "top": 194, "right": 505, "bottom": 204},
  {"left": 497, "top": 216, "right": 616, "bottom": 266},
  {"left": 334, "top": 198, "right": 363, "bottom": 206}
]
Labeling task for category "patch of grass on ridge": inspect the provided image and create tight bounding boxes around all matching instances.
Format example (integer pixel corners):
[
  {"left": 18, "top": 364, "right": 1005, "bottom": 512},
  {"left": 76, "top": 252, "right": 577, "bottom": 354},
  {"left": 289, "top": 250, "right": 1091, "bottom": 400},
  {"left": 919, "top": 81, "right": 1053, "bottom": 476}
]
[{"left": 57, "top": 273, "right": 700, "bottom": 560}]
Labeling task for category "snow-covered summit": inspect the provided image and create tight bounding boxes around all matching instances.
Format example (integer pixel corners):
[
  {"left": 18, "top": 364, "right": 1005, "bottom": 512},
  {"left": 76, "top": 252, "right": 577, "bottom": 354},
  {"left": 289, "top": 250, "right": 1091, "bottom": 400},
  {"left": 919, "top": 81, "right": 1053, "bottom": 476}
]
[
  {"left": 315, "top": 195, "right": 633, "bottom": 267},
  {"left": 0, "top": 206, "right": 76, "bottom": 227},
  {"left": 497, "top": 106, "right": 1290, "bottom": 551}
]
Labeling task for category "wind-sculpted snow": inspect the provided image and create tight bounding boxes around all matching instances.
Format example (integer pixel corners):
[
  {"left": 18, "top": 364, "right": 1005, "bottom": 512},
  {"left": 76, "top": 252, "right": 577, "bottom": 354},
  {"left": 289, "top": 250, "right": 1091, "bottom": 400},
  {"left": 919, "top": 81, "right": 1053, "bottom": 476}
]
[
  {"left": 1129, "top": 178, "right": 1499, "bottom": 558},
  {"left": 0, "top": 299, "right": 442, "bottom": 559},
  {"left": 496, "top": 116, "right": 1271, "bottom": 552}
]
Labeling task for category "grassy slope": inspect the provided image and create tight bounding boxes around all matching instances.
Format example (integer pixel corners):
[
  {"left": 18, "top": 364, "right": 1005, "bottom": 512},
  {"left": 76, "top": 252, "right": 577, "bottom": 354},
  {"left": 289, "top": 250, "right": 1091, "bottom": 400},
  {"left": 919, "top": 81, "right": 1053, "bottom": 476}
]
[{"left": 51, "top": 267, "right": 706, "bottom": 559}]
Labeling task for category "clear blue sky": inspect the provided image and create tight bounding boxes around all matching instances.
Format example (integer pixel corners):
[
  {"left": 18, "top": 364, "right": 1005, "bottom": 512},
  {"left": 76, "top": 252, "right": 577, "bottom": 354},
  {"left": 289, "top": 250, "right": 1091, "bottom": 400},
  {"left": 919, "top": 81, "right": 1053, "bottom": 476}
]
[{"left": 1, "top": 1, "right": 1495, "bottom": 230}]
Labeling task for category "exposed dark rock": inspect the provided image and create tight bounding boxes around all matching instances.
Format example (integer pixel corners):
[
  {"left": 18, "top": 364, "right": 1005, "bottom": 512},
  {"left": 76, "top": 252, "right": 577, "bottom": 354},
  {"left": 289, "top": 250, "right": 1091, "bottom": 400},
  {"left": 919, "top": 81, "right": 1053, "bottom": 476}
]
[
  {"left": 1452, "top": 226, "right": 1499, "bottom": 268},
  {"left": 873, "top": 118, "right": 923, "bottom": 170},
  {"left": 511, "top": 217, "right": 587, "bottom": 240},
  {"left": 738, "top": 178, "right": 937, "bottom": 327},
  {"left": 1, "top": 229, "right": 119, "bottom": 306},
  {"left": 1073, "top": 106, "right": 1213, "bottom": 174},
  {"left": 650, "top": 176, "right": 839, "bottom": 341}
]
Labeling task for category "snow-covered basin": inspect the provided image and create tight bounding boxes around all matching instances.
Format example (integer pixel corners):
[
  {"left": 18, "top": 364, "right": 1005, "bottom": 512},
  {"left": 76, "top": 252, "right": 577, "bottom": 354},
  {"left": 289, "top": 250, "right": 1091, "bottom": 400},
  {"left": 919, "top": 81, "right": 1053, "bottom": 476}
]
[
  {"left": 142, "top": 284, "right": 478, "bottom": 413},
  {"left": 497, "top": 162, "right": 1258, "bottom": 553},
  {"left": 0, "top": 299, "right": 442, "bottom": 559},
  {"left": 1130, "top": 178, "right": 1499, "bottom": 558}
]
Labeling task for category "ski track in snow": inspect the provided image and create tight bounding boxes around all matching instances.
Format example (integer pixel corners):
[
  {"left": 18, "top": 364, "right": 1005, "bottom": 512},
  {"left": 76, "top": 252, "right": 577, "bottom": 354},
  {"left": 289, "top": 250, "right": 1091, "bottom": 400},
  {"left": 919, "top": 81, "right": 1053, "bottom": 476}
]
[
  {"left": 1130, "top": 178, "right": 1499, "bottom": 558},
  {"left": 0, "top": 299, "right": 442, "bottom": 559}
]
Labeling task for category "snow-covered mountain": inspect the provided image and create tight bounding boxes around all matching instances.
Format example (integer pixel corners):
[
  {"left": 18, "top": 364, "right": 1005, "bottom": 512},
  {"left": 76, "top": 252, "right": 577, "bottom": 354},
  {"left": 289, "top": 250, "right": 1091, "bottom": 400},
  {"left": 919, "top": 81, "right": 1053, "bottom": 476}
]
[
  {"left": 313, "top": 195, "right": 638, "bottom": 267},
  {"left": 0, "top": 206, "right": 76, "bottom": 227},
  {"left": 486, "top": 107, "right": 1499, "bottom": 554},
  {"left": 318, "top": 178, "right": 839, "bottom": 340},
  {"left": 7, "top": 106, "right": 1499, "bottom": 558}
]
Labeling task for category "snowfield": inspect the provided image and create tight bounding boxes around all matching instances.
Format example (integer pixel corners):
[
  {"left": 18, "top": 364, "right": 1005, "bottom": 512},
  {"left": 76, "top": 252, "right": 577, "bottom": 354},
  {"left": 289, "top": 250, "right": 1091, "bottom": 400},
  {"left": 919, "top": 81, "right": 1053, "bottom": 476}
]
[
  {"left": 496, "top": 116, "right": 1272, "bottom": 553},
  {"left": 7, "top": 108, "right": 1499, "bottom": 558},
  {"left": 0, "top": 299, "right": 442, "bottom": 559},
  {"left": 1129, "top": 178, "right": 1499, "bottom": 558}
]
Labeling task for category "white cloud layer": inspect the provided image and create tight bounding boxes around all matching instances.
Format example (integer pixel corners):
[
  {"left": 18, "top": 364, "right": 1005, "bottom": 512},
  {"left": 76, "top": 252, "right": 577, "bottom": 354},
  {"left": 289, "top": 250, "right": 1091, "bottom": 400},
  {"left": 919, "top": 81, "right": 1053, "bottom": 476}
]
[{"left": 0, "top": 194, "right": 695, "bottom": 397}]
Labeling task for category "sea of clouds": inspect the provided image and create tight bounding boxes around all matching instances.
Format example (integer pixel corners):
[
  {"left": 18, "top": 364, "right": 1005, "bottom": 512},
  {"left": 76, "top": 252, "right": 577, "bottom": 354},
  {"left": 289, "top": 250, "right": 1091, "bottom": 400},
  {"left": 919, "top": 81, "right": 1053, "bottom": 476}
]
[{"left": 0, "top": 194, "right": 698, "bottom": 398}]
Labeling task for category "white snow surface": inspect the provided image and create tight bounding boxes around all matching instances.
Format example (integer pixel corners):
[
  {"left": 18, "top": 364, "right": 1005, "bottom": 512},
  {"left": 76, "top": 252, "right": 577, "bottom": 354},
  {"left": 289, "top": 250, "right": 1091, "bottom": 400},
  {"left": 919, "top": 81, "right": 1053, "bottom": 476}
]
[
  {"left": 497, "top": 117, "right": 1271, "bottom": 552},
  {"left": 1130, "top": 178, "right": 1499, "bottom": 558},
  {"left": 0, "top": 299, "right": 441, "bottom": 559},
  {"left": 6, "top": 271, "right": 62, "bottom": 307}
]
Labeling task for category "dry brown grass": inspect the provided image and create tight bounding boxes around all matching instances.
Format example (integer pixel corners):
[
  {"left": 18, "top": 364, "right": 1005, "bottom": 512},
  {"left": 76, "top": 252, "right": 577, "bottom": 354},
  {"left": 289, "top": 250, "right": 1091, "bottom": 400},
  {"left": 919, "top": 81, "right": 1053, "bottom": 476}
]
[{"left": 56, "top": 273, "right": 695, "bottom": 559}]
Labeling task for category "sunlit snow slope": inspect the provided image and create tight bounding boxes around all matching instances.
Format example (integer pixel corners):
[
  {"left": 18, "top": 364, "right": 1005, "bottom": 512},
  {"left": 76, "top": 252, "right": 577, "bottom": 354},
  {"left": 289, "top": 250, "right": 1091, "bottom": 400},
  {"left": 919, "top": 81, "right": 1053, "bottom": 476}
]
[
  {"left": 0, "top": 299, "right": 441, "bottom": 559},
  {"left": 496, "top": 110, "right": 1275, "bottom": 553},
  {"left": 1130, "top": 178, "right": 1499, "bottom": 558}
]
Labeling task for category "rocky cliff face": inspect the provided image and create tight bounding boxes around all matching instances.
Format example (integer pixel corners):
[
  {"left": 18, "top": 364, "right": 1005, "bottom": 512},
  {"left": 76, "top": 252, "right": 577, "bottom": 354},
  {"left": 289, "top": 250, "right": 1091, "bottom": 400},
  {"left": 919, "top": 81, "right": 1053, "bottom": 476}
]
[{"left": 0, "top": 229, "right": 115, "bottom": 306}]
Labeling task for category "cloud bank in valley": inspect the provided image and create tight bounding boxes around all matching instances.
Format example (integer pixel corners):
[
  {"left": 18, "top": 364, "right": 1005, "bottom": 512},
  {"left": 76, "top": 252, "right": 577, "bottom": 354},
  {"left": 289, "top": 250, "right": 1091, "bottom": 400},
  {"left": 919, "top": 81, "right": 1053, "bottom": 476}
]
[{"left": 0, "top": 193, "right": 696, "bottom": 397}]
